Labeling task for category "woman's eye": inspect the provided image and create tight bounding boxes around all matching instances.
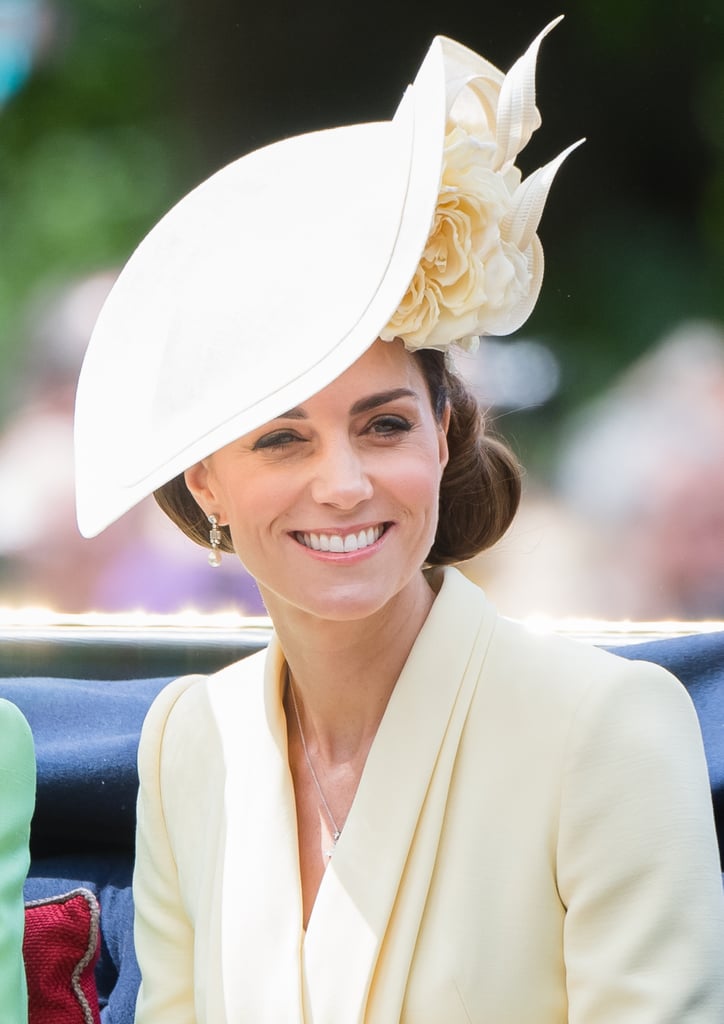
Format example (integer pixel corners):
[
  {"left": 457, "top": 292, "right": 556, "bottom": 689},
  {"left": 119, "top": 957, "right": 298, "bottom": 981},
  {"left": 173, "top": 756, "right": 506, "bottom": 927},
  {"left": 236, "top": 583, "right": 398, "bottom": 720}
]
[
  {"left": 368, "top": 415, "right": 413, "bottom": 436},
  {"left": 252, "top": 430, "right": 304, "bottom": 451}
]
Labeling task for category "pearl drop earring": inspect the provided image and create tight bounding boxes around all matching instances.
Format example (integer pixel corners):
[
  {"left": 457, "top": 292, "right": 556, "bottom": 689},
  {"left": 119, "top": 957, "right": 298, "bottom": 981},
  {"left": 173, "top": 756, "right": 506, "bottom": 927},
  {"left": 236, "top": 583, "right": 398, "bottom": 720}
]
[{"left": 208, "top": 514, "right": 223, "bottom": 567}]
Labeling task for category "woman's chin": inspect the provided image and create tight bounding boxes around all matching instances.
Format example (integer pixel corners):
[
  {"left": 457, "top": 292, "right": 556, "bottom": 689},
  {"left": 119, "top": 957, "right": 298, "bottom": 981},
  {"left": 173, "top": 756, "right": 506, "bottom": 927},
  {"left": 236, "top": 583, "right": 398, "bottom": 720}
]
[{"left": 259, "top": 574, "right": 425, "bottom": 627}]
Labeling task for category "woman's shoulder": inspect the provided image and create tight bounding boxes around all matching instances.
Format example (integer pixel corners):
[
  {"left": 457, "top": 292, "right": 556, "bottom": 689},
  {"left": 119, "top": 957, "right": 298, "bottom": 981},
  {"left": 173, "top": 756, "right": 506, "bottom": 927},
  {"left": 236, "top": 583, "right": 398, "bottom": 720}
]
[
  {"left": 492, "top": 611, "right": 679, "bottom": 682},
  {"left": 140, "top": 647, "right": 269, "bottom": 749},
  {"left": 434, "top": 568, "right": 688, "bottom": 719},
  {"left": 444, "top": 568, "right": 681, "bottom": 698},
  {"left": 483, "top": 610, "right": 697, "bottom": 740}
]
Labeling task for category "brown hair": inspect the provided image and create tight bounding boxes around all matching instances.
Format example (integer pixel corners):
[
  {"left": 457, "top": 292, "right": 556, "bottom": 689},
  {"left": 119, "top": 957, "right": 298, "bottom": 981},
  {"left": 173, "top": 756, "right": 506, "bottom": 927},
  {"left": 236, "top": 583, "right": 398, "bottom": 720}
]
[
  {"left": 155, "top": 472, "right": 235, "bottom": 554},
  {"left": 414, "top": 349, "right": 521, "bottom": 564},
  {"left": 154, "top": 347, "right": 522, "bottom": 563}
]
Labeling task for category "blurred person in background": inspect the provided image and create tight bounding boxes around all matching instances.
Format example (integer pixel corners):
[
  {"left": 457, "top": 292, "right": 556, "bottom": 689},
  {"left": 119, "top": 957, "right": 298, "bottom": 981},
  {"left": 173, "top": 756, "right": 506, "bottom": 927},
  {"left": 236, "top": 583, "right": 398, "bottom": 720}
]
[
  {"left": 555, "top": 321, "right": 724, "bottom": 620},
  {"left": 453, "top": 338, "right": 621, "bottom": 619},
  {"left": 465, "top": 320, "right": 724, "bottom": 621},
  {"left": 463, "top": 480, "right": 616, "bottom": 619}
]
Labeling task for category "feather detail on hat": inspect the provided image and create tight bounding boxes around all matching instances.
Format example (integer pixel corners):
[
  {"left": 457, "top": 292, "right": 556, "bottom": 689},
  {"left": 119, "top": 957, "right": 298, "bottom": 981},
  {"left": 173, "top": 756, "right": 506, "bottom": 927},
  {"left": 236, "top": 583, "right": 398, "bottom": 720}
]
[{"left": 380, "top": 16, "right": 583, "bottom": 353}]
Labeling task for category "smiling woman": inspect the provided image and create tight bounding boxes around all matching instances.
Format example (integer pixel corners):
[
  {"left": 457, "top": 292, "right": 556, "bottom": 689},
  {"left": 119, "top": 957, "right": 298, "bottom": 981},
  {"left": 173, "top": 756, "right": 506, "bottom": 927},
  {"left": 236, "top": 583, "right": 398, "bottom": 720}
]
[
  {"left": 73, "top": 20, "right": 724, "bottom": 1024},
  {"left": 156, "top": 345, "right": 520, "bottom": 572},
  {"left": 184, "top": 343, "right": 449, "bottom": 640}
]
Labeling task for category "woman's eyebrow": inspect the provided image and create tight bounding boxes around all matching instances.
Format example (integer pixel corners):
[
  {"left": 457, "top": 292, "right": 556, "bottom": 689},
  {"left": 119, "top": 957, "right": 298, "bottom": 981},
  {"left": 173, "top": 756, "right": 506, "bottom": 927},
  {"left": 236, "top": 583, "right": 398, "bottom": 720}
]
[
  {"left": 349, "top": 388, "right": 418, "bottom": 415},
  {"left": 277, "top": 388, "right": 418, "bottom": 421}
]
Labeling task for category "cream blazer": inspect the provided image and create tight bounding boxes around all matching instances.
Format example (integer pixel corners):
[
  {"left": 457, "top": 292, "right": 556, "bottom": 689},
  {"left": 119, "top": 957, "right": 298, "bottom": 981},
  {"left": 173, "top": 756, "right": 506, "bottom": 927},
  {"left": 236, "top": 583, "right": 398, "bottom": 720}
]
[{"left": 133, "top": 568, "right": 724, "bottom": 1023}]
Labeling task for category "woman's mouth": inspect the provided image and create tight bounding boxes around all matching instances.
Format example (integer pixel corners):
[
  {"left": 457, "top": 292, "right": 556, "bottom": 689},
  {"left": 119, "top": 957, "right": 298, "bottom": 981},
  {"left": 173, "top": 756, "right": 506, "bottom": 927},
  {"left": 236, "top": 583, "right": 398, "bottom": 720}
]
[{"left": 293, "top": 523, "right": 387, "bottom": 553}]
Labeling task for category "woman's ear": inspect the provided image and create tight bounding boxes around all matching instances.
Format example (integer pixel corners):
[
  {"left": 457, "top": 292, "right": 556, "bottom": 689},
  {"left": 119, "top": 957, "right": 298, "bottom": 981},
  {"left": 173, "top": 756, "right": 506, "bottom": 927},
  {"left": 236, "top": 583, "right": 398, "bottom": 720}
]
[{"left": 184, "top": 461, "right": 217, "bottom": 516}]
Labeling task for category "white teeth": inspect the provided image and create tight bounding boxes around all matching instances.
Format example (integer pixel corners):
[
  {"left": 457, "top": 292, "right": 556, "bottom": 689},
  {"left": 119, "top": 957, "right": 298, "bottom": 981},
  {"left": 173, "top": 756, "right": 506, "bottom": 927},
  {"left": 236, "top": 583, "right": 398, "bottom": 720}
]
[{"left": 296, "top": 525, "right": 384, "bottom": 552}]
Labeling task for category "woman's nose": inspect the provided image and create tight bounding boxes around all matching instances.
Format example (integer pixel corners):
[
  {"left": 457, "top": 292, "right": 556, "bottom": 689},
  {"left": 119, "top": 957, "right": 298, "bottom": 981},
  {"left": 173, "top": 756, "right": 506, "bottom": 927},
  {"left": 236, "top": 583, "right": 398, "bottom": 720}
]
[{"left": 309, "top": 441, "right": 374, "bottom": 509}]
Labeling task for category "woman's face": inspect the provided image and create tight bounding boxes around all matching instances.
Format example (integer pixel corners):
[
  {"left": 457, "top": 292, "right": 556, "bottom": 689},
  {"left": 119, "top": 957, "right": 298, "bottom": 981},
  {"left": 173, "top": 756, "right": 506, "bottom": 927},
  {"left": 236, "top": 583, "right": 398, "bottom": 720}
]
[{"left": 184, "top": 339, "right": 449, "bottom": 623}]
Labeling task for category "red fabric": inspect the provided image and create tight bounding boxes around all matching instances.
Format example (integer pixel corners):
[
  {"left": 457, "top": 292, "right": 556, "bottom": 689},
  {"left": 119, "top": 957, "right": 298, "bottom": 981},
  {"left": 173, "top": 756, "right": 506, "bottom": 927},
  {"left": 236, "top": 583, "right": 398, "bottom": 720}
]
[{"left": 23, "top": 888, "right": 101, "bottom": 1024}]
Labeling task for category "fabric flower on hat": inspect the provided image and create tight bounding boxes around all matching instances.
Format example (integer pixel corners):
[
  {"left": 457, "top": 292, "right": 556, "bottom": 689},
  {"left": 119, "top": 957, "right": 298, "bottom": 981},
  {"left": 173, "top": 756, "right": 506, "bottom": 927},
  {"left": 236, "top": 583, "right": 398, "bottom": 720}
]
[{"left": 382, "top": 17, "right": 582, "bottom": 353}]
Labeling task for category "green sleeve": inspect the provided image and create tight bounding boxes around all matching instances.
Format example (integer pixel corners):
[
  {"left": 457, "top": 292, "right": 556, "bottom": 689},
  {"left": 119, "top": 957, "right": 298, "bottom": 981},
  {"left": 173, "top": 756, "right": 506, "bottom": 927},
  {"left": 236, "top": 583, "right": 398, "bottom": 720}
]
[{"left": 0, "top": 699, "right": 36, "bottom": 1024}]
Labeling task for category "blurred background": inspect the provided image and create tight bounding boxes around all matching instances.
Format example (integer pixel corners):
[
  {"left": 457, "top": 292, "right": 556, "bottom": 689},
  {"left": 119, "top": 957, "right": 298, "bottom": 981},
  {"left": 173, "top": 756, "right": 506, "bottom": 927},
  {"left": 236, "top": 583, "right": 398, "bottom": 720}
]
[{"left": 0, "top": 0, "right": 722, "bottom": 619}]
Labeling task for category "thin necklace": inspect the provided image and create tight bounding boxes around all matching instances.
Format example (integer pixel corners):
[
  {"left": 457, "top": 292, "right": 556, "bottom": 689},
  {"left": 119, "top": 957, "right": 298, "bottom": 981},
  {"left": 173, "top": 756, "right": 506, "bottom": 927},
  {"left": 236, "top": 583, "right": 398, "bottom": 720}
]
[{"left": 288, "top": 673, "right": 342, "bottom": 858}]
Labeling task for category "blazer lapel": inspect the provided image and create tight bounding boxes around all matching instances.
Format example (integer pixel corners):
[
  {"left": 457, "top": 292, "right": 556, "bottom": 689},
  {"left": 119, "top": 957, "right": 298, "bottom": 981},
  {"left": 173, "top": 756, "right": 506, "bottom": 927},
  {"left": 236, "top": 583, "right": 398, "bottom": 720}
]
[
  {"left": 207, "top": 640, "right": 306, "bottom": 1022},
  {"left": 303, "top": 568, "right": 496, "bottom": 1023}
]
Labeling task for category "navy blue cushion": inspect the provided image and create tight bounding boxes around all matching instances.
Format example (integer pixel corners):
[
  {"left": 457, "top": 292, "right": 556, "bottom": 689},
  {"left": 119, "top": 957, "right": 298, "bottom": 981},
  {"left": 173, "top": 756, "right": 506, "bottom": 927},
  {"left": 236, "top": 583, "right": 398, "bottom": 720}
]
[
  {"left": 4, "top": 677, "right": 170, "bottom": 1024},
  {"left": 1, "top": 676, "right": 172, "bottom": 853}
]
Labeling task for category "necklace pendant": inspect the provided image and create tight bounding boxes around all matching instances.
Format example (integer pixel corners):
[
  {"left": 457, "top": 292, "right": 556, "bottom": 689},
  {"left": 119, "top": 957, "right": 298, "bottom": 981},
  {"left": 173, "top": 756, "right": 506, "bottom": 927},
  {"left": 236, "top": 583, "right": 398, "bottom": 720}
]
[{"left": 324, "top": 830, "right": 341, "bottom": 859}]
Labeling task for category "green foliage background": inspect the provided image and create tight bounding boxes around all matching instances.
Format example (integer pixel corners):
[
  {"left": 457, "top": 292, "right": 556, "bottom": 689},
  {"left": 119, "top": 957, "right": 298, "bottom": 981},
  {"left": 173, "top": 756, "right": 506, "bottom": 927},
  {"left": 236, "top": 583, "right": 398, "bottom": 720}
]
[{"left": 1, "top": 0, "right": 722, "bottom": 471}]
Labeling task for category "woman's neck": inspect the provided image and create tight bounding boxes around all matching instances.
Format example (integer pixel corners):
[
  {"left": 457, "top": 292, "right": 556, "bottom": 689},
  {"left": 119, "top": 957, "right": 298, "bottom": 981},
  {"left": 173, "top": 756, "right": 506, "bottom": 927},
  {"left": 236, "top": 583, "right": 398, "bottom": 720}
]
[{"left": 263, "top": 570, "right": 438, "bottom": 763}]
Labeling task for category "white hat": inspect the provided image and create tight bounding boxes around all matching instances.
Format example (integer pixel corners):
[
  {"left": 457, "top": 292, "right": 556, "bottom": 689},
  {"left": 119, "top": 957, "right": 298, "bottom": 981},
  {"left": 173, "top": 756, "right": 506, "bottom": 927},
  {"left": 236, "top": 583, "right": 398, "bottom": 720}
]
[{"left": 74, "top": 17, "right": 579, "bottom": 538}]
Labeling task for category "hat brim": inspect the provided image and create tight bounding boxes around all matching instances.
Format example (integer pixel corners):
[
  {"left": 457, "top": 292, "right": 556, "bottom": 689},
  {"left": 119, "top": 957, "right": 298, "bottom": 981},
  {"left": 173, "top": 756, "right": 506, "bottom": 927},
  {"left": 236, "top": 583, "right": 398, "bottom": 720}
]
[{"left": 74, "top": 40, "right": 449, "bottom": 538}]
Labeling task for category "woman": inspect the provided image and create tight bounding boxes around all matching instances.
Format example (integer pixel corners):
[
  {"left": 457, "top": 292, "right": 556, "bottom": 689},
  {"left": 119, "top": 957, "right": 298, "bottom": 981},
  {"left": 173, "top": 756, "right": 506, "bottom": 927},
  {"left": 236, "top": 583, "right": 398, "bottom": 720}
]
[
  {"left": 74, "top": 20, "right": 724, "bottom": 1023},
  {"left": 0, "top": 699, "right": 35, "bottom": 1021}
]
